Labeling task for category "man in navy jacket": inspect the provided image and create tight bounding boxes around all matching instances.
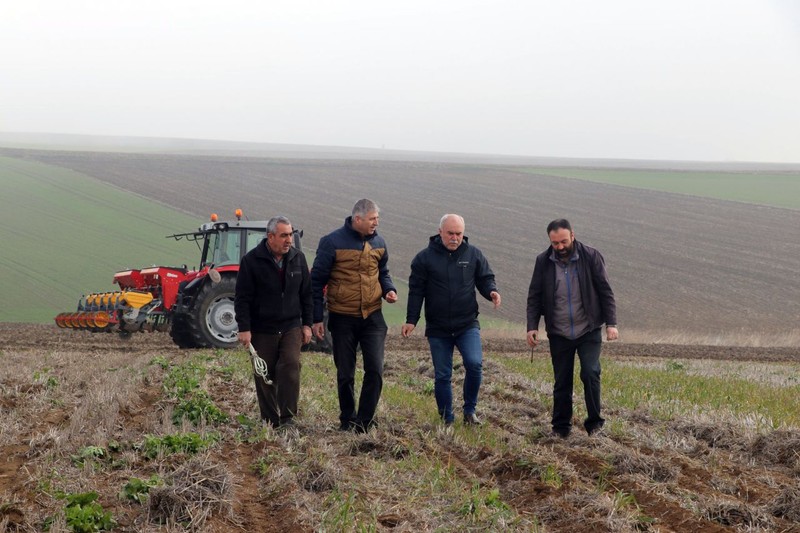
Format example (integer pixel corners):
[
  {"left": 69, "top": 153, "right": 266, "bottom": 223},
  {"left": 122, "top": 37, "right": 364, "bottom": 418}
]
[
  {"left": 526, "top": 218, "right": 618, "bottom": 438},
  {"left": 403, "top": 214, "right": 501, "bottom": 426},
  {"left": 235, "top": 216, "right": 313, "bottom": 428}
]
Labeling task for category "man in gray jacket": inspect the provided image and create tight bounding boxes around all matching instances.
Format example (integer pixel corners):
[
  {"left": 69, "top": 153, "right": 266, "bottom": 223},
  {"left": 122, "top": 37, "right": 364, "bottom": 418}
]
[{"left": 526, "top": 219, "right": 618, "bottom": 438}]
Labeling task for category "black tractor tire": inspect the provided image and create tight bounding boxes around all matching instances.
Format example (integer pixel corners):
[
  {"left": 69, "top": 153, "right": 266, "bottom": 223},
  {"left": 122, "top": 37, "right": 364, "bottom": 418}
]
[
  {"left": 186, "top": 276, "right": 239, "bottom": 349},
  {"left": 170, "top": 313, "right": 201, "bottom": 349}
]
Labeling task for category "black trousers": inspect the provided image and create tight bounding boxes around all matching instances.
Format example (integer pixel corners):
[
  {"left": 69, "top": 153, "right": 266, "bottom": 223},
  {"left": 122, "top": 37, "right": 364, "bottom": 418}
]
[
  {"left": 328, "top": 310, "right": 388, "bottom": 428},
  {"left": 549, "top": 328, "right": 604, "bottom": 435},
  {"left": 251, "top": 327, "right": 303, "bottom": 427}
]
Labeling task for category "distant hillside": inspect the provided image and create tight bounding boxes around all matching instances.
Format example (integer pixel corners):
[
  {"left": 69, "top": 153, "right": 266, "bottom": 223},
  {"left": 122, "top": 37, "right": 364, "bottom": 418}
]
[
  {"left": 2, "top": 146, "right": 798, "bottom": 346},
  {"left": 4, "top": 131, "right": 800, "bottom": 171}
]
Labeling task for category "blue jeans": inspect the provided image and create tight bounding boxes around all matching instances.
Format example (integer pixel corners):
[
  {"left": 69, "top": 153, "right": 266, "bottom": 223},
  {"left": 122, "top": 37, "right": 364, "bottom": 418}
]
[{"left": 428, "top": 328, "right": 482, "bottom": 423}]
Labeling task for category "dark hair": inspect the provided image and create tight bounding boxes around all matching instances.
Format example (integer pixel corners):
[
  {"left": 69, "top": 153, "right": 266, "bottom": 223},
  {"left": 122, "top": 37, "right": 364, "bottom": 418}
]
[{"left": 546, "top": 219, "right": 572, "bottom": 234}]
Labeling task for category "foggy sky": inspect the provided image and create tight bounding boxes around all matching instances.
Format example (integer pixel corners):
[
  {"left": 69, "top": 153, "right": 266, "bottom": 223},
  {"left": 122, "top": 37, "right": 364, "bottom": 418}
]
[{"left": 2, "top": 0, "right": 799, "bottom": 163}]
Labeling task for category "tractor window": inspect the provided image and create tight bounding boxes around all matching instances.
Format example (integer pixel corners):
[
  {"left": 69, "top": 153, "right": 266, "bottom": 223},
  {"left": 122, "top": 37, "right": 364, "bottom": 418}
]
[
  {"left": 210, "top": 230, "right": 242, "bottom": 267},
  {"left": 246, "top": 230, "right": 265, "bottom": 254}
]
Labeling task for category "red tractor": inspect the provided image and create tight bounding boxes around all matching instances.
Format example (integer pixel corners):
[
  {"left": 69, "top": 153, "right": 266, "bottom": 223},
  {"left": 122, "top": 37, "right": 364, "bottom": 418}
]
[{"left": 54, "top": 210, "right": 331, "bottom": 352}]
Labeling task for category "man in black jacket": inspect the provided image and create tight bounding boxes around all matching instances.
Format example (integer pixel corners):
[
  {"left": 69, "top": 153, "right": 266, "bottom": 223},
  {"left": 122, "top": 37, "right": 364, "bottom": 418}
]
[
  {"left": 235, "top": 216, "right": 313, "bottom": 428},
  {"left": 402, "top": 214, "right": 501, "bottom": 426},
  {"left": 526, "top": 219, "right": 618, "bottom": 438}
]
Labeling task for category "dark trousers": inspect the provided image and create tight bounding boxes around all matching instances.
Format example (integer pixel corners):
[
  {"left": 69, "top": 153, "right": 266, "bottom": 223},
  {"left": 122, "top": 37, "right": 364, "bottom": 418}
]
[
  {"left": 549, "top": 328, "right": 604, "bottom": 435},
  {"left": 251, "top": 328, "right": 303, "bottom": 427},
  {"left": 328, "top": 310, "right": 388, "bottom": 428}
]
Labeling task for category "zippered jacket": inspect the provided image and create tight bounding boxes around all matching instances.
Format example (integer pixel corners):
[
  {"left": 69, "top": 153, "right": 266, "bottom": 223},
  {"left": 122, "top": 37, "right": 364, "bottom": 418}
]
[
  {"left": 406, "top": 235, "right": 498, "bottom": 337},
  {"left": 526, "top": 240, "right": 616, "bottom": 335},
  {"left": 311, "top": 217, "right": 396, "bottom": 322},
  {"left": 234, "top": 240, "right": 313, "bottom": 334}
]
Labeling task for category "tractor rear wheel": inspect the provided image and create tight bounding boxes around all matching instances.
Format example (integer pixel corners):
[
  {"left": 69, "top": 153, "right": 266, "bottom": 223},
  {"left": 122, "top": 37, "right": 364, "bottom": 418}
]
[{"left": 187, "top": 276, "right": 239, "bottom": 349}]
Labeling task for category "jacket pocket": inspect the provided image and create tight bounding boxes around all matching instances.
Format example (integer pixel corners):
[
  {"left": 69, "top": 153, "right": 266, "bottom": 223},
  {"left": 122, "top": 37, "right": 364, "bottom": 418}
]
[{"left": 460, "top": 262, "right": 475, "bottom": 286}]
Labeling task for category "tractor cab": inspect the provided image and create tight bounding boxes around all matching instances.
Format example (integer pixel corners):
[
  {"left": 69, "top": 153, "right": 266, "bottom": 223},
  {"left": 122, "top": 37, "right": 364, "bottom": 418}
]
[{"left": 169, "top": 213, "right": 303, "bottom": 271}]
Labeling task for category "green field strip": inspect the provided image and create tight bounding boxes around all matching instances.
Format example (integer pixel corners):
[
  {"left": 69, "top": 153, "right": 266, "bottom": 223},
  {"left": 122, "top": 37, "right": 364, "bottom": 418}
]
[
  {"left": 520, "top": 167, "right": 800, "bottom": 209},
  {"left": 0, "top": 155, "right": 200, "bottom": 322}
]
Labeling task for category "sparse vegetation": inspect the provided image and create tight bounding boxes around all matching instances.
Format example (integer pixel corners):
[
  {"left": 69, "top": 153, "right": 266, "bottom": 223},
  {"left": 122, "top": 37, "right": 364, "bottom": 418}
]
[
  {"left": 46, "top": 491, "right": 115, "bottom": 533},
  {"left": 119, "top": 475, "right": 161, "bottom": 504},
  {"left": 3, "top": 324, "right": 799, "bottom": 531},
  {"left": 140, "top": 433, "right": 220, "bottom": 460}
]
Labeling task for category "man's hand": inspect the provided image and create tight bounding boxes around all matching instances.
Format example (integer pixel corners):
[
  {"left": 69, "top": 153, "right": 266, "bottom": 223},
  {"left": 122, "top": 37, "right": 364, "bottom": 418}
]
[
  {"left": 526, "top": 329, "right": 539, "bottom": 348},
  {"left": 312, "top": 322, "right": 325, "bottom": 340},
  {"left": 385, "top": 290, "right": 398, "bottom": 304},
  {"left": 238, "top": 330, "right": 252, "bottom": 346},
  {"left": 302, "top": 325, "right": 312, "bottom": 345},
  {"left": 606, "top": 326, "right": 619, "bottom": 341},
  {"left": 401, "top": 323, "right": 415, "bottom": 337},
  {"left": 490, "top": 291, "right": 501, "bottom": 309}
]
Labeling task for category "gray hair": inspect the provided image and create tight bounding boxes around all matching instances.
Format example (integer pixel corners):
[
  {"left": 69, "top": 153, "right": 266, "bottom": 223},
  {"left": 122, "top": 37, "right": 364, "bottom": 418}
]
[
  {"left": 267, "top": 215, "right": 292, "bottom": 235},
  {"left": 352, "top": 199, "right": 380, "bottom": 218},
  {"left": 439, "top": 213, "right": 465, "bottom": 229}
]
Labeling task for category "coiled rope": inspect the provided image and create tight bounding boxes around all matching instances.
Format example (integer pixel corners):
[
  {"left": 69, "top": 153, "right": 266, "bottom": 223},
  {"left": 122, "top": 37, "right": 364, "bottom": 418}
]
[{"left": 248, "top": 343, "right": 273, "bottom": 385}]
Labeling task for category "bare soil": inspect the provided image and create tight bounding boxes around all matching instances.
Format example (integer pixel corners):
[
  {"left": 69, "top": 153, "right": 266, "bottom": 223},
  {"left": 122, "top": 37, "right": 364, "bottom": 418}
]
[{"left": 2, "top": 324, "right": 799, "bottom": 532}]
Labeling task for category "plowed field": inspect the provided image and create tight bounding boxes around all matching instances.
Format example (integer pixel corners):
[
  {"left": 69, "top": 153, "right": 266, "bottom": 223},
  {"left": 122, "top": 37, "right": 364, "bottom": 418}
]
[{"left": 4, "top": 148, "right": 800, "bottom": 344}]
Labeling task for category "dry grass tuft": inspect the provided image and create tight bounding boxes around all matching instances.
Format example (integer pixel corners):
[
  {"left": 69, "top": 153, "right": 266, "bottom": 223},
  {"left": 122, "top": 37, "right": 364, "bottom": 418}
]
[
  {"left": 610, "top": 449, "right": 678, "bottom": 482},
  {"left": 296, "top": 459, "right": 338, "bottom": 493},
  {"left": 676, "top": 421, "right": 750, "bottom": 452},
  {"left": 768, "top": 484, "right": 800, "bottom": 522},
  {"left": 701, "top": 500, "right": 771, "bottom": 529},
  {"left": 0, "top": 500, "right": 25, "bottom": 532},
  {"left": 148, "top": 454, "right": 233, "bottom": 529},
  {"left": 565, "top": 491, "right": 646, "bottom": 533},
  {"left": 750, "top": 429, "right": 800, "bottom": 471}
]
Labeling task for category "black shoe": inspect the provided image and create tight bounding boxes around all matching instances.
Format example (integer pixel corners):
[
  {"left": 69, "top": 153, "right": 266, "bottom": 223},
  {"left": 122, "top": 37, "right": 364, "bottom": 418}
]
[
  {"left": 587, "top": 426, "right": 605, "bottom": 437},
  {"left": 550, "top": 430, "right": 570, "bottom": 439},
  {"left": 463, "top": 413, "right": 482, "bottom": 426},
  {"left": 339, "top": 420, "right": 354, "bottom": 431},
  {"left": 352, "top": 420, "right": 376, "bottom": 434},
  {"left": 279, "top": 418, "right": 296, "bottom": 429}
]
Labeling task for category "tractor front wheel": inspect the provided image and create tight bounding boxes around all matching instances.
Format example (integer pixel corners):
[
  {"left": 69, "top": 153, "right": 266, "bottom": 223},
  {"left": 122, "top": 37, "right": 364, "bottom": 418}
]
[
  {"left": 187, "top": 276, "right": 239, "bottom": 349},
  {"left": 170, "top": 313, "right": 201, "bottom": 349}
]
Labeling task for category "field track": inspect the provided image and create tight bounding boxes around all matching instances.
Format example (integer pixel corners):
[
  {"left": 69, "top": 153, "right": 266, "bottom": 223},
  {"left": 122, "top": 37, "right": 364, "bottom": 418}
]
[{"left": 5, "top": 324, "right": 799, "bottom": 363}]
